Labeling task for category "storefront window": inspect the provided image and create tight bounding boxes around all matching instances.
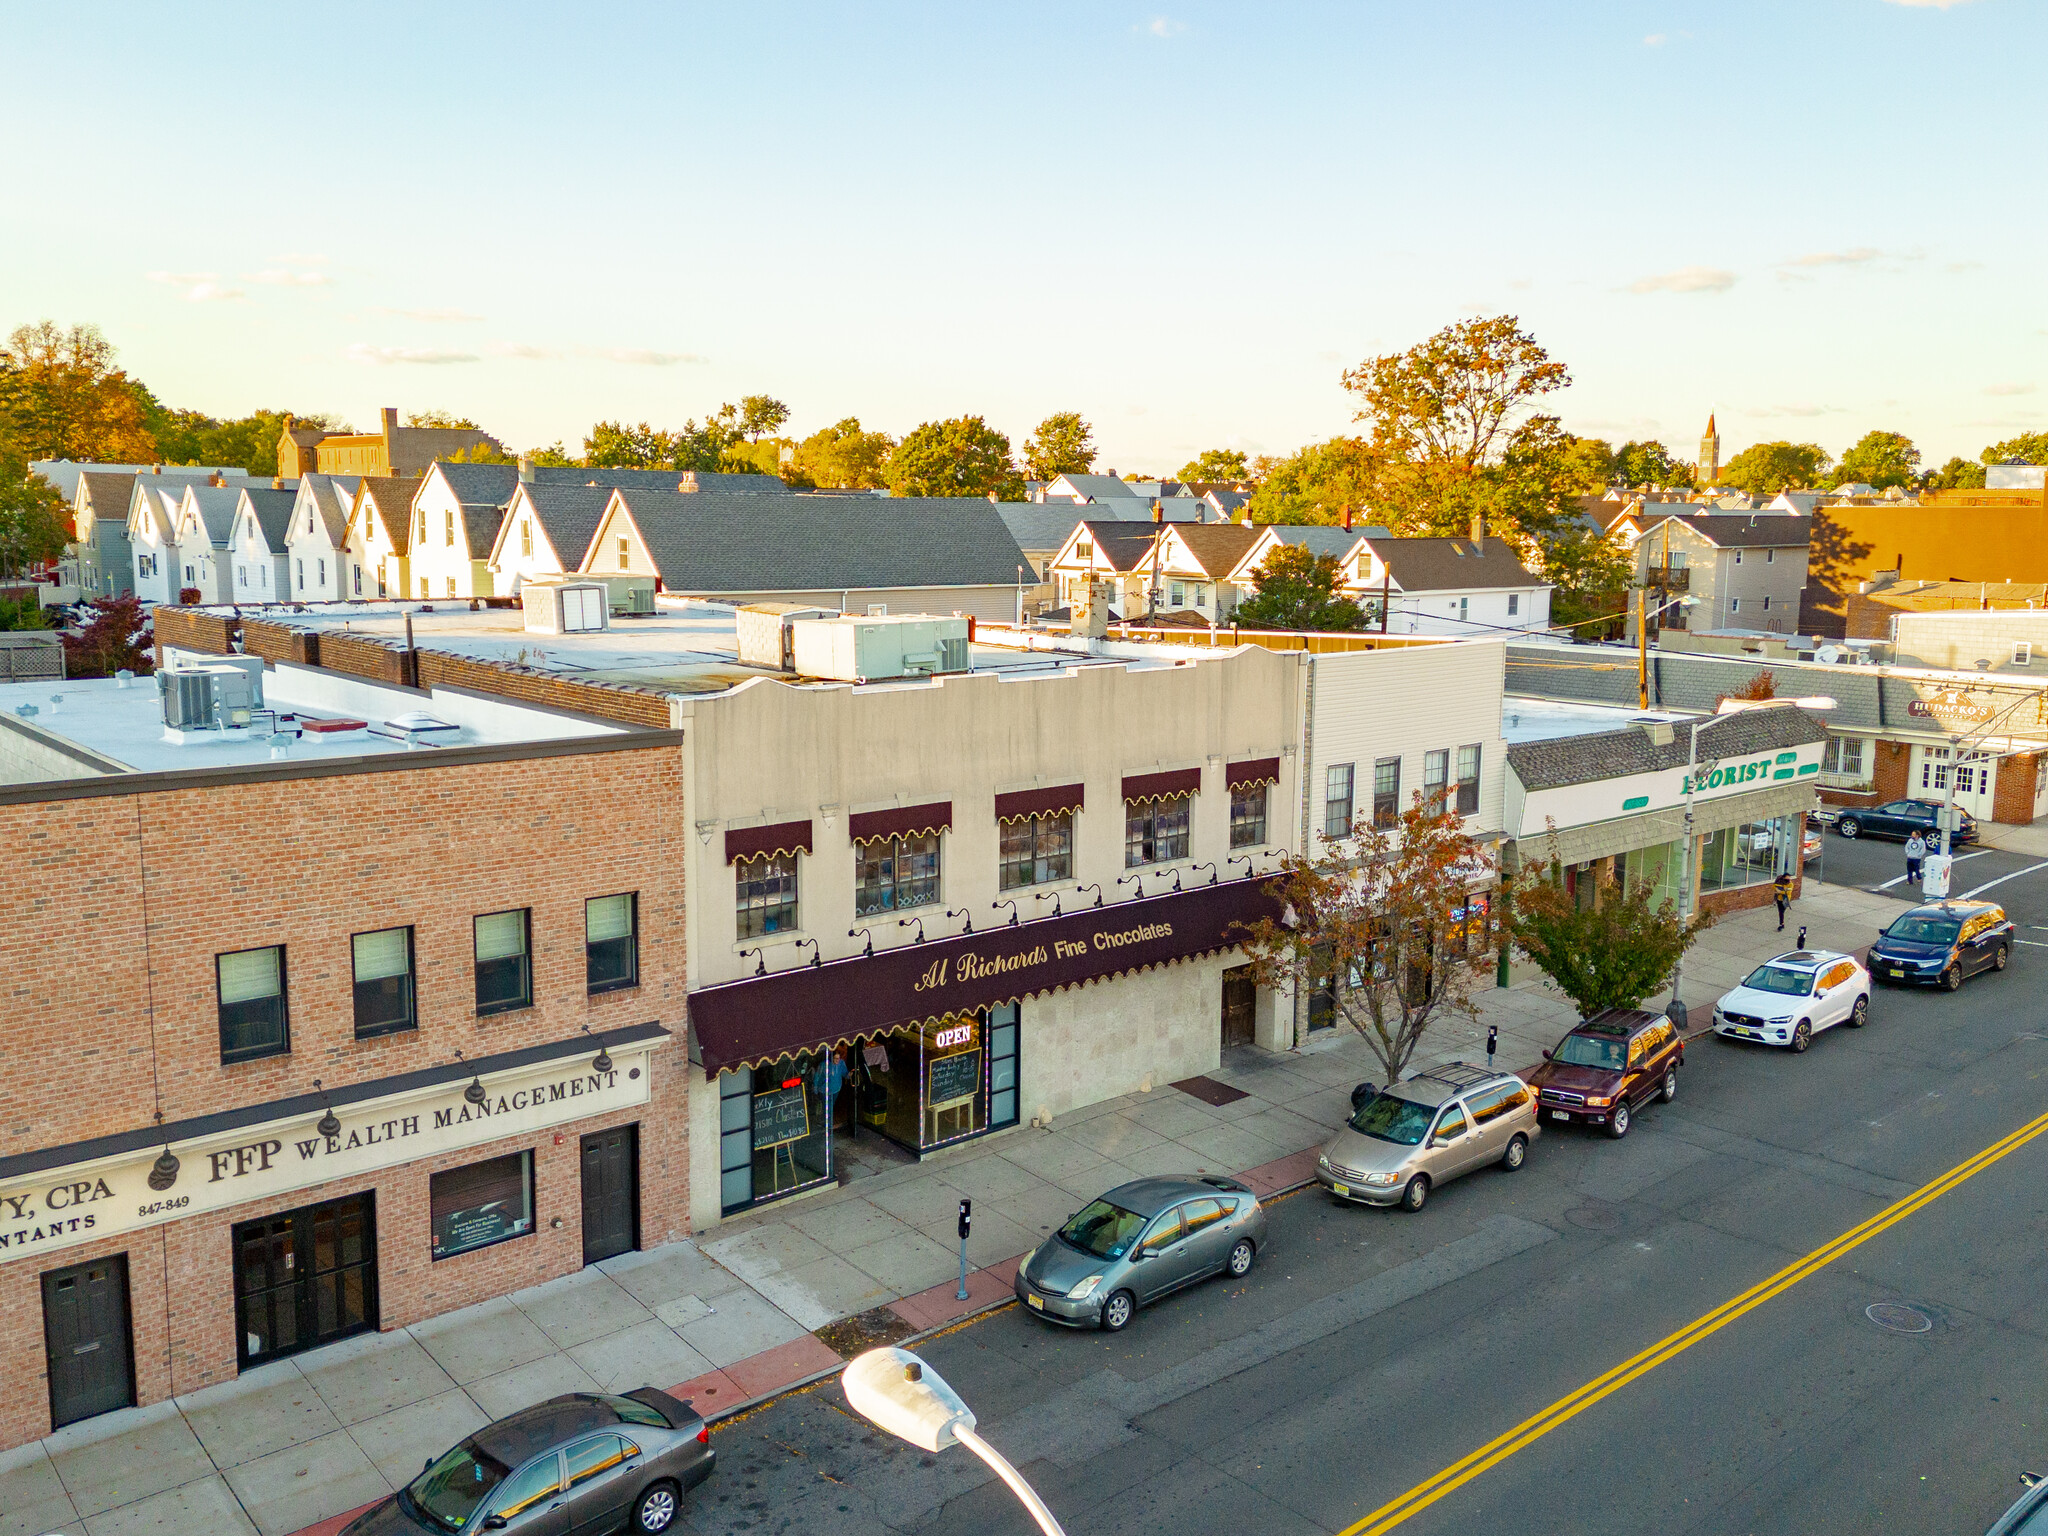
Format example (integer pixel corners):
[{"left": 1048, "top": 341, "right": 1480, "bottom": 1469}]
[
  {"left": 741, "top": 1054, "right": 832, "bottom": 1205},
  {"left": 736, "top": 854, "right": 799, "bottom": 938},
  {"left": 1699, "top": 816, "right": 1792, "bottom": 891},
  {"left": 430, "top": 1151, "right": 534, "bottom": 1260},
  {"left": 855, "top": 1013, "right": 1003, "bottom": 1153},
  {"left": 856, "top": 833, "right": 941, "bottom": 916},
  {"left": 1000, "top": 812, "right": 1073, "bottom": 890},
  {"left": 1124, "top": 798, "right": 1190, "bottom": 867},
  {"left": 1229, "top": 784, "right": 1268, "bottom": 848}
]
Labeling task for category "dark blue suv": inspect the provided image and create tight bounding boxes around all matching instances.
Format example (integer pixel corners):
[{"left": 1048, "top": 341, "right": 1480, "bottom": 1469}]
[
  {"left": 1869, "top": 900, "right": 2013, "bottom": 990},
  {"left": 1834, "top": 798, "right": 1977, "bottom": 845}
]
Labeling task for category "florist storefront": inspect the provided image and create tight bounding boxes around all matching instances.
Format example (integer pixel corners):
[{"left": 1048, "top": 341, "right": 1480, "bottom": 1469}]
[{"left": 690, "top": 878, "right": 1280, "bottom": 1217}]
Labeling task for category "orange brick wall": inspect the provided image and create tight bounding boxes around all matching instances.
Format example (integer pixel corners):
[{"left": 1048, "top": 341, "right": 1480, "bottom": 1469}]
[
  {"left": 0, "top": 741, "right": 688, "bottom": 1448},
  {"left": 150, "top": 606, "right": 237, "bottom": 663},
  {"left": 239, "top": 616, "right": 319, "bottom": 667},
  {"left": 1995, "top": 751, "right": 2042, "bottom": 824},
  {"left": 416, "top": 650, "right": 672, "bottom": 728}
]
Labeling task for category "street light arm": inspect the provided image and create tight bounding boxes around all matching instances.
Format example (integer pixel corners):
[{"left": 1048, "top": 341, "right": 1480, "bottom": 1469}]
[{"left": 954, "top": 1424, "right": 1071, "bottom": 1536}]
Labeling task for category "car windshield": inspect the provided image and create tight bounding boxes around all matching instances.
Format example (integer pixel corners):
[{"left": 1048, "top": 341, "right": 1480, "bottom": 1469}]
[
  {"left": 1887, "top": 916, "right": 1961, "bottom": 944},
  {"left": 1553, "top": 1034, "right": 1627, "bottom": 1070},
  {"left": 405, "top": 1440, "right": 511, "bottom": 1533},
  {"left": 1348, "top": 1092, "right": 1436, "bottom": 1146},
  {"left": 1741, "top": 964, "right": 1815, "bottom": 996},
  {"left": 1058, "top": 1199, "right": 1148, "bottom": 1260}
]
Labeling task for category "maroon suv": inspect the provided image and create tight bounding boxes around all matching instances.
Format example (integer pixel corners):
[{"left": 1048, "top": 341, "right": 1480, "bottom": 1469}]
[{"left": 1526, "top": 1008, "right": 1683, "bottom": 1139}]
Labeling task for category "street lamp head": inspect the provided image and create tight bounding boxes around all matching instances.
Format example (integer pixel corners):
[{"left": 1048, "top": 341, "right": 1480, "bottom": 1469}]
[{"left": 842, "top": 1347, "right": 976, "bottom": 1453}]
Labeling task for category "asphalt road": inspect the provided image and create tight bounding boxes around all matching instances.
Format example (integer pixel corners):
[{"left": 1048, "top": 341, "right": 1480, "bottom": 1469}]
[
  {"left": 676, "top": 954, "right": 2048, "bottom": 1536},
  {"left": 1815, "top": 823, "right": 2048, "bottom": 939}
]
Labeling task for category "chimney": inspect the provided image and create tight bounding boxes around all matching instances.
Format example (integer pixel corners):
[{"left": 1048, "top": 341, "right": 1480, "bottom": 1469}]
[
  {"left": 271, "top": 476, "right": 283, "bottom": 490},
  {"left": 1342, "top": 505, "right": 1354, "bottom": 531},
  {"left": 1153, "top": 500, "right": 1163, "bottom": 524},
  {"left": 380, "top": 406, "right": 398, "bottom": 437},
  {"left": 209, "top": 471, "right": 227, "bottom": 488},
  {"left": 518, "top": 454, "right": 534, "bottom": 484},
  {"left": 1470, "top": 512, "right": 1485, "bottom": 545}
]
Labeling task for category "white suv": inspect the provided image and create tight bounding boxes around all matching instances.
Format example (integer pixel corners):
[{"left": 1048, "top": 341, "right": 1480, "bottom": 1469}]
[{"left": 1712, "top": 949, "right": 1870, "bottom": 1052}]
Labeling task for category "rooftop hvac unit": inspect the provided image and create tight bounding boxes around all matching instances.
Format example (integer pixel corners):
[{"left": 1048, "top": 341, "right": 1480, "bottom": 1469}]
[
  {"left": 788, "top": 614, "right": 972, "bottom": 683},
  {"left": 592, "top": 574, "right": 657, "bottom": 617},
  {"left": 523, "top": 581, "right": 608, "bottom": 635},
  {"left": 159, "top": 665, "right": 258, "bottom": 731},
  {"left": 736, "top": 603, "right": 838, "bottom": 670}
]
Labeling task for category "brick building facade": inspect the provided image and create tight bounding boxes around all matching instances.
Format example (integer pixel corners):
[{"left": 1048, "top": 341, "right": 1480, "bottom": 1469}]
[{"left": 0, "top": 735, "right": 687, "bottom": 1450}]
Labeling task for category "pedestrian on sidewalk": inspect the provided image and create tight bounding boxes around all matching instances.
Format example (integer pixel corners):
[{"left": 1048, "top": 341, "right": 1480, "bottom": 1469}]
[
  {"left": 1772, "top": 871, "right": 1793, "bottom": 932},
  {"left": 1905, "top": 830, "right": 1926, "bottom": 887}
]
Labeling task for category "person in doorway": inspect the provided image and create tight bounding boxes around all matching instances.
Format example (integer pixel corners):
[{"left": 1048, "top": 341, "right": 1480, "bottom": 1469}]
[
  {"left": 1904, "top": 830, "right": 1926, "bottom": 887},
  {"left": 1772, "top": 871, "right": 1793, "bottom": 932},
  {"left": 816, "top": 1046, "right": 851, "bottom": 1132}
]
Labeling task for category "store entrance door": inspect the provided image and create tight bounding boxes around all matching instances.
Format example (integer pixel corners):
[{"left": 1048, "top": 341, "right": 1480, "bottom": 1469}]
[
  {"left": 581, "top": 1124, "right": 640, "bottom": 1266},
  {"left": 232, "top": 1193, "right": 377, "bottom": 1368},
  {"left": 1221, "top": 966, "right": 1256, "bottom": 1047},
  {"left": 42, "top": 1255, "right": 134, "bottom": 1429}
]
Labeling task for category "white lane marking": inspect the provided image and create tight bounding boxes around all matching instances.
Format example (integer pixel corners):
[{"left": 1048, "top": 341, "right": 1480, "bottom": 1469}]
[
  {"left": 1873, "top": 847, "right": 1995, "bottom": 890},
  {"left": 1957, "top": 860, "right": 2048, "bottom": 899},
  {"left": 2017, "top": 940, "right": 2048, "bottom": 948}
]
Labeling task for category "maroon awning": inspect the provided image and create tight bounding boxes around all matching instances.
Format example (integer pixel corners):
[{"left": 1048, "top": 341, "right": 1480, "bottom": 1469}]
[
  {"left": 688, "top": 877, "right": 1282, "bottom": 1076},
  {"left": 848, "top": 801, "right": 953, "bottom": 845},
  {"left": 725, "top": 819, "right": 814, "bottom": 864},
  {"left": 1226, "top": 756, "right": 1281, "bottom": 790},
  {"left": 994, "top": 783, "right": 1085, "bottom": 823},
  {"left": 1122, "top": 767, "right": 1201, "bottom": 802}
]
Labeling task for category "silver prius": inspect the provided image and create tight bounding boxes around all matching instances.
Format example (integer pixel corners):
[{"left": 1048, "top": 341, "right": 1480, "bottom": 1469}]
[
  {"left": 1315, "top": 1061, "right": 1540, "bottom": 1213},
  {"left": 1013, "top": 1176, "right": 1267, "bottom": 1332}
]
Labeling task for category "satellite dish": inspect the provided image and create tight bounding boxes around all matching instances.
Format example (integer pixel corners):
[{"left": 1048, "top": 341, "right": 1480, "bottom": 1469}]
[{"left": 1815, "top": 645, "right": 1841, "bottom": 664}]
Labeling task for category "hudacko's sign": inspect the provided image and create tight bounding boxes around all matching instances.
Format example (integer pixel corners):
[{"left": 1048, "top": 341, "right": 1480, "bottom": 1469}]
[
  {"left": 690, "top": 880, "right": 1279, "bottom": 1074},
  {"left": 0, "top": 1043, "right": 659, "bottom": 1266}
]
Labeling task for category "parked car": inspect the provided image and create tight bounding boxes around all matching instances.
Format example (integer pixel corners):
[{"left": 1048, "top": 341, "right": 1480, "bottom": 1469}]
[
  {"left": 1833, "top": 798, "right": 1977, "bottom": 845},
  {"left": 1527, "top": 1009, "right": 1683, "bottom": 1139},
  {"left": 1712, "top": 949, "right": 1870, "bottom": 1051},
  {"left": 342, "top": 1390, "right": 713, "bottom": 1536},
  {"left": 1315, "top": 1061, "right": 1537, "bottom": 1213},
  {"left": 1013, "top": 1175, "right": 1265, "bottom": 1332},
  {"left": 1869, "top": 900, "right": 2014, "bottom": 990},
  {"left": 1986, "top": 1471, "right": 2048, "bottom": 1535},
  {"left": 1802, "top": 827, "right": 1823, "bottom": 864}
]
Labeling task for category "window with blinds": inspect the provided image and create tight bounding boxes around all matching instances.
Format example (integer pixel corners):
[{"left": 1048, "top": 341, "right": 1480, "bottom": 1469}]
[
  {"left": 586, "top": 893, "right": 638, "bottom": 993},
  {"left": 217, "top": 945, "right": 288, "bottom": 1062},
  {"left": 474, "top": 910, "right": 531, "bottom": 1015},
  {"left": 352, "top": 926, "right": 415, "bottom": 1038}
]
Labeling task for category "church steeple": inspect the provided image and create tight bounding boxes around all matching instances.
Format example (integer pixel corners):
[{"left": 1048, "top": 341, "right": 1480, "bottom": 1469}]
[{"left": 1699, "top": 413, "right": 1721, "bottom": 487}]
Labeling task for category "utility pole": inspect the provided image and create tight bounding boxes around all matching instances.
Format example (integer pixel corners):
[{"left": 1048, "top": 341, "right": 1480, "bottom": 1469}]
[{"left": 1637, "top": 586, "right": 1650, "bottom": 710}]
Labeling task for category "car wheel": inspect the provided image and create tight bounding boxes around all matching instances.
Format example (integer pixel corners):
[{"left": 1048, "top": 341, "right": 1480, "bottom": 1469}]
[
  {"left": 1942, "top": 962, "right": 1964, "bottom": 992},
  {"left": 1226, "top": 1237, "right": 1256, "bottom": 1277},
  {"left": 1400, "top": 1174, "right": 1430, "bottom": 1212},
  {"left": 1995, "top": 944, "right": 2011, "bottom": 972},
  {"left": 1791, "top": 1020, "right": 1812, "bottom": 1053},
  {"left": 1501, "top": 1133, "right": 1528, "bottom": 1171},
  {"left": 1100, "top": 1289, "right": 1136, "bottom": 1332},
  {"left": 1849, "top": 994, "right": 1869, "bottom": 1027},
  {"left": 1607, "top": 1102, "right": 1631, "bottom": 1139},
  {"left": 1837, "top": 817, "right": 1861, "bottom": 839},
  {"left": 633, "top": 1480, "right": 682, "bottom": 1534}
]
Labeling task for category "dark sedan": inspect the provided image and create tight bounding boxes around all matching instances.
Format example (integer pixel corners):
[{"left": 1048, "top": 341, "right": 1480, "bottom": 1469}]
[
  {"left": 1869, "top": 900, "right": 2014, "bottom": 990},
  {"left": 343, "top": 1390, "right": 713, "bottom": 1536},
  {"left": 1833, "top": 797, "right": 1976, "bottom": 845}
]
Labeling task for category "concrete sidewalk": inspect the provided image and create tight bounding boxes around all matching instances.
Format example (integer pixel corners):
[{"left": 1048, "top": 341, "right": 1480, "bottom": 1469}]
[{"left": 0, "top": 887, "right": 1859, "bottom": 1536}]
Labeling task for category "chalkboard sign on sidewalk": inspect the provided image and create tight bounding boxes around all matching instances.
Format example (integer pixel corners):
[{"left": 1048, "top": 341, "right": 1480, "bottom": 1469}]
[
  {"left": 927, "top": 1050, "right": 982, "bottom": 1114},
  {"left": 752, "top": 1084, "right": 811, "bottom": 1149}
]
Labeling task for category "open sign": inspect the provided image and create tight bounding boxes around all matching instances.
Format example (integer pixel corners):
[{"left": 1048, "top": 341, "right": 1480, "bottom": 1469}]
[{"left": 933, "top": 1023, "right": 975, "bottom": 1049}]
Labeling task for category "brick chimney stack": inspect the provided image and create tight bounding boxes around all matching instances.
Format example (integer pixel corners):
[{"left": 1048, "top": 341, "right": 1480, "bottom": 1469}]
[
  {"left": 518, "top": 454, "right": 534, "bottom": 484},
  {"left": 1342, "top": 505, "right": 1354, "bottom": 531},
  {"left": 381, "top": 406, "right": 399, "bottom": 437},
  {"left": 1470, "top": 512, "right": 1485, "bottom": 545}
]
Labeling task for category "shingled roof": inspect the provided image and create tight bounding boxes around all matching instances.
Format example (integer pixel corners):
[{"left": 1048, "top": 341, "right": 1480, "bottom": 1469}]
[
  {"left": 355, "top": 477, "right": 419, "bottom": 555},
  {"left": 616, "top": 492, "right": 1030, "bottom": 593},
  {"left": 1654, "top": 513, "right": 1813, "bottom": 549},
  {"left": 1506, "top": 707, "right": 1829, "bottom": 793},
  {"left": 511, "top": 484, "right": 616, "bottom": 571},
  {"left": 239, "top": 487, "right": 298, "bottom": 550},
  {"left": 1363, "top": 535, "right": 1542, "bottom": 592},
  {"left": 1169, "top": 522, "right": 1261, "bottom": 578}
]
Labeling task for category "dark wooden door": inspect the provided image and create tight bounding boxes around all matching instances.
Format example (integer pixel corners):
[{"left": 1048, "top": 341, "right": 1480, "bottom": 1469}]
[
  {"left": 581, "top": 1124, "right": 640, "bottom": 1266},
  {"left": 233, "top": 1193, "right": 377, "bottom": 1367},
  {"left": 42, "top": 1255, "right": 134, "bottom": 1429},
  {"left": 1221, "top": 965, "right": 1256, "bottom": 1047}
]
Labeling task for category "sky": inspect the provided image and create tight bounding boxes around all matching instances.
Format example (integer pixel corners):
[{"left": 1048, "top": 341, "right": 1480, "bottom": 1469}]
[{"left": 3, "top": 0, "right": 2042, "bottom": 474}]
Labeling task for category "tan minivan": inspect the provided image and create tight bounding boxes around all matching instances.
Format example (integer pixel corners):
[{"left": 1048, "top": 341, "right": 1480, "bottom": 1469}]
[{"left": 1315, "top": 1061, "right": 1540, "bottom": 1213}]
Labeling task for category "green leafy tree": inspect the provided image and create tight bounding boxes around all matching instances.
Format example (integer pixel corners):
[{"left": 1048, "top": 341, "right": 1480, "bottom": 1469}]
[
  {"left": 1242, "top": 438, "right": 1375, "bottom": 524},
  {"left": 1558, "top": 435, "right": 1615, "bottom": 494},
  {"left": 1022, "top": 411, "right": 1096, "bottom": 480},
  {"left": 0, "top": 593, "right": 51, "bottom": 630},
  {"left": 1922, "top": 456, "right": 1987, "bottom": 491},
  {"left": 791, "top": 417, "right": 894, "bottom": 489},
  {"left": 443, "top": 441, "right": 517, "bottom": 465},
  {"left": 405, "top": 410, "right": 479, "bottom": 429},
  {"left": 1178, "top": 448, "right": 1251, "bottom": 483},
  {"left": 61, "top": 594, "right": 153, "bottom": 677},
  {"left": 584, "top": 419, "right": 727, "bottom": 473},
  {"left": 0, "top": 321, "right": 159, "bottom": 463},
  {"left": 1504, "top": 855, "right": 1711, "bottom": 1020},
  {"left": 1722, "top": 441, "right": 1831, "bottom": 495},
  {"left": 145, "top": 406, "right": 325, "bottom": 476},
  {"left": 883, "top": 416, "right": 1021, "bottom": 499},
  {"left": 1830, "top": 430, "right": 1919, "bottom": 491},
  {"left": 1981, "top": 432, "right": 2048, "bottom": 466},
  {"left": 735, "top": 396, "right": 790, "bottom": 441},
  {"left": 1232, "top": 544, "right": 1368, "bottom": 631},
  {"left": 1538, "top": 524, "right": 1631, "bottom": 634},
  {"left": 1612, "top": 440, "right": 1694, "bottom": 489},
  {"left": 0, "top": 454, "right": 70, "bottom": 576}
]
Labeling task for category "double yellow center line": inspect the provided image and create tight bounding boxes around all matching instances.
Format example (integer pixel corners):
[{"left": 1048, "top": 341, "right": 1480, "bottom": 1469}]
[{"left": 1341, "top": 1104, "right": 2048, "bottom": 1536}]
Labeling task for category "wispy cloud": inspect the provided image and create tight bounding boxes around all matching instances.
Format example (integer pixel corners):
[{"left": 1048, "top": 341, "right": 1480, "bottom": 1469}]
[
  {"left": 243, "top": 268, "right": 331, "bottom": 287},
  {"left": 1644, "top": 32, "right": 1667, "bottom": 45},
  {"left": 1984, "top": 382, "right": 2038, "bottom": 397},
  {"left": 344, "top": 342, "right": 479, "bottom": 365},
  {"left": 1783, "top": 247, "right": 1884, "bottom": 268},
  {"left": 373, "top": 306, "right": 484, "bottom": 323},
  {"left": 146, "top": 269, "right": 216, "bottom": 285},
  {"left": 1946, "top": 259, "right": 1984, "bottom": 273},
  {"left": 273, "top": 252, "right": 329, "bottom": 264},
  {"left": 491, "top": 341, "right": 562, "bottom": 360},
  {"left": 184, "top": 282, "right": 246, "bottom": 303},
  {"left": 1742, "top": 403, "right": 1846, "bottom": 418},
  {"left": 1628, "top": 266, "right": 1737, "bottom": 295},
  {"left": 586, "top": 345, "right": 706, "bottom": 366},
  {"left": 1143, "top": 15, "right": 1183, "bottom": 36}
]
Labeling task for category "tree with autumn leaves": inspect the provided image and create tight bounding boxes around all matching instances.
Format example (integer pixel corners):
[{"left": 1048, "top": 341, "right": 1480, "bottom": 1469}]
[{"left": 1236, "top": 795, "right": 1491, "bottom": 1086}]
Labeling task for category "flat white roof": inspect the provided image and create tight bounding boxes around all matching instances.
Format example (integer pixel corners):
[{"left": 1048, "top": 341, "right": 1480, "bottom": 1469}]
[{"left": 1503, "top": 696, "right": 1689, "bottom": 744}]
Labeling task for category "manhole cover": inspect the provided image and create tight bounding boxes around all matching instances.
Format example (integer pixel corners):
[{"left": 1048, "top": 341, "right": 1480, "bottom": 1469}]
[
  {"left": 1865, "top": 1302, "right": 1934, "bottom": 1335},
  {"left": 1565, "top": 1203, "right": 1627, "bottom": 1234}
]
